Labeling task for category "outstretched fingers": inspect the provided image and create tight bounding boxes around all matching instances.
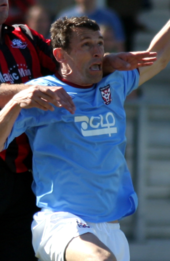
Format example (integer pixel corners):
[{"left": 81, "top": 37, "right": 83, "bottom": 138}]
[{"left": 130, "top": 51, "right": 157, "bottom": 64}]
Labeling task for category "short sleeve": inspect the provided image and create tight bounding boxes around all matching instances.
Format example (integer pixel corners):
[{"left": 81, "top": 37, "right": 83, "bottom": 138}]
[
  {"left": 4, "top": 110, "right": 37, "bottom": 149},
  {"left": 25, "top": 76, "right": 57, "bottom": 86},
  {"left": 102, "top": 69, "right": 140, "bottom": 101},
  {"left": 123, "top": 69, "right": 140, "bottom": 96}
]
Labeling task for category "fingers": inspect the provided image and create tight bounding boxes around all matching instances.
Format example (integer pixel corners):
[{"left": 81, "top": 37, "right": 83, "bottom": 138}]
[
  {"left": 21, "top": 86, "right": 56, "bottom": 111},
  {"left": 31, "top": 86, "right": 76, "bottom": 114},
  {"left": 140, "top": 57, "right": 157, "bottom": 62},
  {"left": 121, "top": 51, "right": 157, "bottom": 70},
  {"left": 130, "top": 51, "right": 157, "bottom": 63},
  {"left": 53, "top": 88, "right": 76, "bottom": 114},
  {"left": 131, "top": 51, "right": 157, "bottom": 58},
  {"left": 14, "top": 85, "right": 76, "bottom": 114},
  {"left": 137, "top": 61, "right": 156, "bottom": 67},
  {"left": 134, "top": 56, "right": 157, "bottom": 68}
]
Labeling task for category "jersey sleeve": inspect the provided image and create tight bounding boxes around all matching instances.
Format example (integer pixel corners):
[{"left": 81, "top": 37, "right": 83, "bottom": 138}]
[
  {"left": 27, "top": 26, "right": 57, "bottom": 76},
  {"left": 4, "top": 110, "right": 38, "bottom": 150},
  {"left": 4, "top": 106, "right": 54, "bottom": 150},
  {"left": 123, "top": 69, "right": 140, "bottom": 96},
  {"left": 25, "top": 76, "right": 57, "bottom": 86},
  {"left": 105, "top": 69, "right": 140, "bottom": 100}
]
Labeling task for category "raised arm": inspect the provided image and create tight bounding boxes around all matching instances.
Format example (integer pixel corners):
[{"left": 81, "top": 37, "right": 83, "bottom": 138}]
[{"left": 139, "top": 20, "right": 170, "bottom": 86}]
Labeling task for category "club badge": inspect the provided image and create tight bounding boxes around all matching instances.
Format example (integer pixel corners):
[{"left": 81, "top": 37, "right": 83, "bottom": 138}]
[
  {"left": 76, "top": 220, "right": 90, "bottom": 228},
  {"left": 100, "top": 84, "right": 112, "bottom": 105},
  {"left": 11, "top": 39, "right": 27, "bottom": 49}
]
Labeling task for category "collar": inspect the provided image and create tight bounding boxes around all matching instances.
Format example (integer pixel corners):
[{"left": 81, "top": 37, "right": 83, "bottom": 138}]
[
  {"left": 55, "top": 71, "right": 94, "bottom": 89},
  {"left": 2, "top": 23, "right": 14, "bottom": 34},
  {"left": 0, "top": 24, "right": 14, "bottom": 43}
]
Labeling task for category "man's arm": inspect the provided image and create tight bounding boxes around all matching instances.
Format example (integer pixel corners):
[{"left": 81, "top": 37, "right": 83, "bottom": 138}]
[
  {"left": 0, "top": 83, "right": 29, "bottom": 107},
  {"left": 0, "top": 84, "right": 75, "bottom": 113},
  {"left": 139, "top": 20, "right": 170, "bottom": 86},
  {"left": 0, "top": 85, "right": 75, "bottom": 151},
  {"left": 0, "top": 98, "right": 21, "bottom": 152}
]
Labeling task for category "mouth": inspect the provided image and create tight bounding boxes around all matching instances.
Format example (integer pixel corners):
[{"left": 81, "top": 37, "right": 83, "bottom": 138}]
[{"left": 89, "top": 63, "right": 102, "bottom": 71}]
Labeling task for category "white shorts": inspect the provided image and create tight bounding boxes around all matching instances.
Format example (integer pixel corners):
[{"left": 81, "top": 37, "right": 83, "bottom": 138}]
[{"left": 32, "top": 210, "right": 129, "bottom": 261}]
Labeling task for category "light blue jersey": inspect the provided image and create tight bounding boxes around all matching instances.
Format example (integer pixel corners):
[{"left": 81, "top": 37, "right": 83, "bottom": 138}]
[{"left": 5, "top": 70, "right": 139, "bottom": 222}]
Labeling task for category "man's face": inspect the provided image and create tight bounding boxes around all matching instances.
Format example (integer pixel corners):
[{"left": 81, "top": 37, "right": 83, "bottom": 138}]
[
  {"left": 0, "top": 0, "right": 9, "bottom": 25},
  {"left": 64, "top": 27, "right": 104, "bottom": 86}
]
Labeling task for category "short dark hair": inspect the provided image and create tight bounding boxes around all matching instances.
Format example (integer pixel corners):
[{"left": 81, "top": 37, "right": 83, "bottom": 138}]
[{"left": 50, "top": 16, "right": 100, "bottom": 51}]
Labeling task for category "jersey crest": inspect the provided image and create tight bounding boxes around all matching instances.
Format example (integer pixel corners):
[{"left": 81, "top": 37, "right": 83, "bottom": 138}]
[
  {"left": 11, "top": 39, "right": 27, "bottom": 49},
  {"left": 100, "top": 84, "right": 112, "bottom": 105},
  {"left": 76, "top": 220, "right": 90, "bottom": 228}
]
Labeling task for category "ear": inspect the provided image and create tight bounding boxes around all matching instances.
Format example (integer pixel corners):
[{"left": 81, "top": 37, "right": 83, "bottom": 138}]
[{"left": 53, "top": 48, "right": 65, "bottom": 63}]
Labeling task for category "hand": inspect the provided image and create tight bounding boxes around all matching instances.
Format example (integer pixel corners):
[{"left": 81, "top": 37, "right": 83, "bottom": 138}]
[
  {"left": 103, "top": 51, "right": 157, "bottom": 73},
  {"left": 13, "top": 85, "right": 76, "bottom": 114}
]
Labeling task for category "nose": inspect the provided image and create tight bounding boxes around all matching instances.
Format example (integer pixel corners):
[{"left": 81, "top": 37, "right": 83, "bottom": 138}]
[{"left": 92, "top": 44, "right": 104, "bottom": 58}]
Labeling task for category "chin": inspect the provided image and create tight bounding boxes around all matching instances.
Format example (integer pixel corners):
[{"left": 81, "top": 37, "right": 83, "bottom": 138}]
[
  {"left": 87, "top": 73, "right": 103, "bottom": 85},
  {"left": 93, "top": 75, "right": 103, "bottom": 84}
]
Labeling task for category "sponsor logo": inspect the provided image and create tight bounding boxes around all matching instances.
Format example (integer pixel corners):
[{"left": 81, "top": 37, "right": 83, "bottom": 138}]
[
  {"left": 11, "top": 39, "right": 27, "bottom": 49},
  {"left": 100, "top": 84, "right": 112, "bottom": 105},
  {"left": 0, "top": 64, "right": 32, "bottom": 83},
  {"left": 76, "top": 220, "right": 90, "bottom": 228},
  {"left": 74, "top": 112, "right": 117, "bottom": 137}
]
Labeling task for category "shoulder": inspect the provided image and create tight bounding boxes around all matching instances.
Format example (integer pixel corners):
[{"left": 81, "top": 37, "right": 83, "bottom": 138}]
[
  {"left": 98, "top": 69, "right": 139, "bottom": 89},
  {"left": 106, "top": 69, "right": 139, "bottom": 79},
  {"left": 12, "top": 24, "right": 35, "bottom": 40},
  {"left": 26, "top": 75, "right": 58, "bottom": 86},
  {"left": 13, "top": 24, "right": 50, "bottom": 45}
]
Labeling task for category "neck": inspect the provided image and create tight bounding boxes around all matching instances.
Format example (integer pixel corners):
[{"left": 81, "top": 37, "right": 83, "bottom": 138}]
[
  {"left": 58, "top": 68, "right": 79, "bottom": 86},
  {"left": 55, "top": 71, "right": 93, "bottom": 88}
]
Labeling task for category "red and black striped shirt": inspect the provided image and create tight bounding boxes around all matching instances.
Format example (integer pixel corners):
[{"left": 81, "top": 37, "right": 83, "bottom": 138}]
[{"left": 0, "top": 23, "right": 56, "bottom": 173}]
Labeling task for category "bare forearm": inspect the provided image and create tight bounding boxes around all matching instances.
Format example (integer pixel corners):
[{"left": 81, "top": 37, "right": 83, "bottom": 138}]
[
  {"left": 0, "top": 83, "right": 30, "bottom": 108},
  {"left": 139, "top": 20, "right": 170, "bottom": 85},
  {"left": 148, "top": 20, "right": 170, "bottom": 54},
  {"left": 0, "top": 99, "right": 21, "bottom": 151}
]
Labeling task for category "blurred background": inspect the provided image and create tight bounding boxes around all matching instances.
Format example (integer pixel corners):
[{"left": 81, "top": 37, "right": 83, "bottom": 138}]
[{"left": 6, "top": 0, "right": 170, "bottom": 260}]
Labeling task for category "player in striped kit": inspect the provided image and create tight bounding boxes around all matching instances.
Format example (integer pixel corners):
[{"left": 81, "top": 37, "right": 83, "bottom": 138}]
[{"left": 0, "top": 1, "right": 74, "bottom": 260}]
